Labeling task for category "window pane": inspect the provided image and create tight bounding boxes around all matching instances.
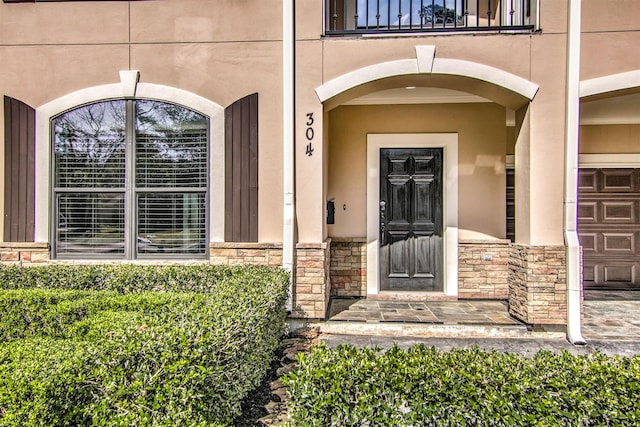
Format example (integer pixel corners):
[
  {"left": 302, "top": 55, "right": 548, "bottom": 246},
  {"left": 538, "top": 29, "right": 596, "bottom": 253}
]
[
  {"left": 53, "top": 100, "right": 126, "bottom": 188},
  {"left": 56, "top": 193, "right": 125, "bottom": 255},
  {"left": 137, "top": 193, "right": 206, "bottom": 255},
  {"left": 135, "top": 100, "right": 208, "bottom": 188}
]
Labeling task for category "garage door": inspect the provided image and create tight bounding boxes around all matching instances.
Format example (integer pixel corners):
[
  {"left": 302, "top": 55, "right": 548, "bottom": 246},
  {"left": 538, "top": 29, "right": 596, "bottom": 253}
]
[{"left": 578, "top": 168, "right": 640, "bottom": 289}]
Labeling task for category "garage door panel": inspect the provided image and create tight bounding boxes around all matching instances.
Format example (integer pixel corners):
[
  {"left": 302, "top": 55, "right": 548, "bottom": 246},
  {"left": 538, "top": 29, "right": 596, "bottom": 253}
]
[
  {"left": 583, "top": 265, "right": 595, "bottom": 282},
  {"left": 603, "top": 264, "right": 635, "bottom": 284},
  {"left": 603, "top": 201, "right": 636, "bottom": 223},
  {"left": 579, "top": 168, "right": 640, "bottom": 290},
  {"left": 579, "top": 232, "right": 597, "bottom": 253},
  {"left": 578, "top": 170, "right": 598, "bottom": 192},
  {"left": 586, "top": 262, "right": 640, "bottom": 288},
  {"left": 602, "top": 169, "right": 639, "bottom": 192},
  {"left": 578, "top": 202, "right": 597, "bottom": 223},
  {"left": 603, "top": 233, "right": 635, "bottom": 253}
]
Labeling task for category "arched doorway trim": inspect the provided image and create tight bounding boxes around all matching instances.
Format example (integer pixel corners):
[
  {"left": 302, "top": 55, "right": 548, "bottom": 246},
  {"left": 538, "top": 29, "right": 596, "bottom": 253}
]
[
  {"left": 315, "top": 45, "right": 539, "bottom": 104},
  {"left": 580, "top": 70, "right": 640, "bottom": 98}
]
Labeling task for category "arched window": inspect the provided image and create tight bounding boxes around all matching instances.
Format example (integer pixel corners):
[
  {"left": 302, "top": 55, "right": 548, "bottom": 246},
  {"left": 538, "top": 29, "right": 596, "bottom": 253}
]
[{"left": 51, "top": 99, "right": 209, "bottom": 259}]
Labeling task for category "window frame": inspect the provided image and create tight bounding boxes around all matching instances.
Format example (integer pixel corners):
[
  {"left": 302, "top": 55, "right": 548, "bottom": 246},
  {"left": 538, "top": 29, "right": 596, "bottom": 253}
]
[{"left": 50, "top": 98, "right": 210, "bottom": 260}]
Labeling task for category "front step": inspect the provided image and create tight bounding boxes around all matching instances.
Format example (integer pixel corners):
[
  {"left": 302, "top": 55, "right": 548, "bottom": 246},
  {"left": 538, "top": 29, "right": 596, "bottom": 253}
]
[{"left": 313, "top": 320, "right": 565, "bottom": 339}]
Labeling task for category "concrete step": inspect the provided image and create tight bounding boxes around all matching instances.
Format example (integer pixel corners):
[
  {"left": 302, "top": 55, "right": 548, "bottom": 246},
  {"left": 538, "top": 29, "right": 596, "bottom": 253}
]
[{"left": 313, "top": 320, "right": 565, "bottom": 339}]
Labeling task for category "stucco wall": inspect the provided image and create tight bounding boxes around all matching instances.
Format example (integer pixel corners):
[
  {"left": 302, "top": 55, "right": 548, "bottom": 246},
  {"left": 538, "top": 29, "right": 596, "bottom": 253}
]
[
  {"left": 581, "top": 0, "right": 640, "bottom": 81},
  {"left": 0, "top": 0, "right": 284, "bottom": 243},
  {"left": 326, "top": 102, "right": 507, "bottom": 240},
  {"left": 580, "top": 125, "right": 640, "bottom": 154}
]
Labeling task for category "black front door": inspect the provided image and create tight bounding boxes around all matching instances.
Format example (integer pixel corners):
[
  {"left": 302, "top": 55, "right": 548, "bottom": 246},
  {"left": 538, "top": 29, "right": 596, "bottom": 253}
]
[{"left": 379, "top": 148, "right": 443, "bottom": 291}]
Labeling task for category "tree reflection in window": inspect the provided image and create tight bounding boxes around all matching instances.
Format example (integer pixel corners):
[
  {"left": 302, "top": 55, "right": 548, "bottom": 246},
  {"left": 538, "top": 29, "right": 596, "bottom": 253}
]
[
  {"left": 52, "top": 99, "right": 208, "bottom": 258},
  {"left": 356, "top": 0, "right": 463, "bottom": 28}
]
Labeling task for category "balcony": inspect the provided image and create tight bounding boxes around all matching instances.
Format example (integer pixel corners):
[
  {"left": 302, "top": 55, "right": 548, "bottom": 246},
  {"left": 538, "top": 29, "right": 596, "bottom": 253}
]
[{"left": 325, "top": 0, "right": 536, "bottom": 35}]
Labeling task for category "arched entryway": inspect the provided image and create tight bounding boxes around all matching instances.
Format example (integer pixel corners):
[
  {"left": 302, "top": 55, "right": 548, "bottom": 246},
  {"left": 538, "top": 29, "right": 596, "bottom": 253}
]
[{"left": 317, "top": 46, "right": 539, "bottom": 301}]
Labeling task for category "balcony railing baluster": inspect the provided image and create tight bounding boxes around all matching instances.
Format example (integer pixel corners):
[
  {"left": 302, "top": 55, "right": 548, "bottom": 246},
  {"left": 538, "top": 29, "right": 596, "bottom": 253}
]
[
  {"left": 331, "top": 0, "right": 337, "bottom": 31},
  {"left": 325, "top": 0, "right": 534, "bottom": 35},
  {"left": 366, "top": 0, "right": 370, "bottom": 29},
  {"left": 409, "top": 0, "right": 413, "bottom": 30}
]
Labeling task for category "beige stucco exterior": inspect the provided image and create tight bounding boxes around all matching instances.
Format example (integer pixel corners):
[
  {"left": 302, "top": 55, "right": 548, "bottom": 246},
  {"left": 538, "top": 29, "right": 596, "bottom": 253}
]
[
  {"left": 327, "top": 103, "right": 507, "bottom": 240},
  {"left": 0, "top": 0, "right": 285, "bottom": 243},
  {"left": 1, "top": 0, "right": 639, "bottom": 322},
  {"left": 580, "top": 125, "right": 640, "bottom": 154}
]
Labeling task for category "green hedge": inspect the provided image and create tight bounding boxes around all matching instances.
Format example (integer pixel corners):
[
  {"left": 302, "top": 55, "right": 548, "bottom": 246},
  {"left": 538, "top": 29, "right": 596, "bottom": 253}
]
[
  {"left": 284, "top": 344, "right": 640, "bottom": 426},
  {"left": 0, "top": 264, "right": 250, "bottom": 294},
  {"left": 0, "top": 264, "right": 289, "bottom": 426}
]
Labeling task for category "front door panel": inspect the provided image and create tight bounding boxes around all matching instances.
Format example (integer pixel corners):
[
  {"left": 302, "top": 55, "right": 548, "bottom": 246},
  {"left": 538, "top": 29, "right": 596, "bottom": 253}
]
[{"left": 380, "top": 148, "right": 443, "bottom": 291}]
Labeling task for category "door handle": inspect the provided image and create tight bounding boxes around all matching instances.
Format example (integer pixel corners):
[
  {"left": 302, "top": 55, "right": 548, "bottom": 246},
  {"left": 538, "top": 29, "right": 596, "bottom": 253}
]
[{"left": 379, "top": 200, "right": 386, "bottom": 240}]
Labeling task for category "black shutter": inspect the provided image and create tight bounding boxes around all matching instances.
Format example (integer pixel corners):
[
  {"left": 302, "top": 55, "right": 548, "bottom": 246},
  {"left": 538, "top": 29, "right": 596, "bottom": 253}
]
[
  {"left": 225, "top": 93, "right": 258, "bottom": 242},
  {"left": 4, "top": 96, "right": 35, "bottom": 242}
]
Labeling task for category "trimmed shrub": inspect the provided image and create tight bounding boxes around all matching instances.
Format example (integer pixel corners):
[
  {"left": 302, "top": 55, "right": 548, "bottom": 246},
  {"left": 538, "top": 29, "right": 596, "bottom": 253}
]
[
  {"left": 0, "top": 264, "right": 251, "bottom": 294},
  {"left": 284, "top": 344, "right": 640, "bottom": 426},
  {"left": 0, "top": 264, "right": 289, "bottom": 426}
]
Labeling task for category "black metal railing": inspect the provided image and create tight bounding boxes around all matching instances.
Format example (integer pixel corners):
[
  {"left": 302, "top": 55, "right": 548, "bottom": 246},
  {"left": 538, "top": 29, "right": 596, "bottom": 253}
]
[{"left": 326, "top": 0, "right": 535, "bottom": 35}]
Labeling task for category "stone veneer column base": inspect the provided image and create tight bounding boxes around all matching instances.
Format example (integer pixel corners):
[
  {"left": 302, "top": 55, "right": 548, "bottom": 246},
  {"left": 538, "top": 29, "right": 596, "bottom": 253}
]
[
  {"left": 458, "top": 239, "right": 511, "bottom": 299},
  {"left": 290, "top": 240, "right": 331, "bottom": 320},
  {"left": 509, "top": 244, "right": 567, "bottom": 326},
  {"left": 329, "top": 238, "right": 366, "bottom": 297}
]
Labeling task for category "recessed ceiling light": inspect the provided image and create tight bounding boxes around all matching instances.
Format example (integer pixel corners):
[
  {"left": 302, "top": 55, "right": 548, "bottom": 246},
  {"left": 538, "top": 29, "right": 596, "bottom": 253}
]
[{"left": 405, "top": 86, "right": 417, "bottom": 90}]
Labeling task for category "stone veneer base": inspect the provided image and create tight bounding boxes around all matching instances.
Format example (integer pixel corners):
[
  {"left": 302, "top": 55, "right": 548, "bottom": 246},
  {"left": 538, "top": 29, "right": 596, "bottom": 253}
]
[
  {"left": 458, "top": 239, "right": 511, "bottom": 299},
  {"left": 509, "top": 244, "right": 568, "bottom": 325},
  {"left": 0, "top": 240, "right": 574, "bottom": 326},
  {"left": 329, "top": 238, "right": 366, "bottom": 297}
]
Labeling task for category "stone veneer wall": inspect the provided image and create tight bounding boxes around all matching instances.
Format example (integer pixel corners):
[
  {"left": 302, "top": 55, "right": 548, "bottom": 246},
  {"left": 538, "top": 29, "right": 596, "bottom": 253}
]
[
  {"left": 0, "top": 242, "right": 49, "bottom": 265},
  {"left": 458, "top": 239, "right": 511, "bottom": 299},
  {"left": 209, "top": 242, "right": 283, "bottom": 267},
  {"left": 292, "top": 241, "right": 331, "bottom": 320},
  {"left": 329, "top": 238, "right": 366, "bottom": 297},
  {"left": 509, "top": 245, "right": 567, "bottom": 325}
]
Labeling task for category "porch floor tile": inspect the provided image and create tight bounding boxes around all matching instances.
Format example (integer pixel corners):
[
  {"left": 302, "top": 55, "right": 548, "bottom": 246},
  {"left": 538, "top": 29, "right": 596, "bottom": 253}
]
[
  {"left": 327, "top": 298, "right": 522, "bottom": 326},
  {"left": 322, "top": 292, "right": 640, "bottom": 343}
]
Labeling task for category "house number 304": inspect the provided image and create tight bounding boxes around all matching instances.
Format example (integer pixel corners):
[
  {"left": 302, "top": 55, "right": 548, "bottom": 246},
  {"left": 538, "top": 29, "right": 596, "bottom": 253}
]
[{"left": 305, "top": 113, "right": 314, "bottom": 156}]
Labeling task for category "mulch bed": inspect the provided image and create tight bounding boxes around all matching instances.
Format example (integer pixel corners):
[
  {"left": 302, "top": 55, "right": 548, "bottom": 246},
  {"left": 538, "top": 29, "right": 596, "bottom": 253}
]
[{"left": 235, "top": 327, "right": 319, "bottom": 426}]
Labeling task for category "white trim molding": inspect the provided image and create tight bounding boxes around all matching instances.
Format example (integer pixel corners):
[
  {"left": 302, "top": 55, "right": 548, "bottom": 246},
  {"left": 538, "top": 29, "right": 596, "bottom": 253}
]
[
  {"left": 316, "top": 59, "right": 419, "bottom": 102},
  {"left": 366, "top": 133, "right": 459, "bottom": 297},
  {"left": 431, "top": 58, "right": 539, "bottom": 100},
  {"left": 34, "top": 73, "right": 225, "bottom": 244},
  {"left": 580, "top": 70, "right": 640, "bottom": 98},
  {"left": 579, "top": 154, "right": 640, "bottom": 169},
  {"left": 508, "top": 154, "right": 640, "bottom": 169},
  {"left": 316, "top": 45, "right": 539, "bottom": 104}
]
